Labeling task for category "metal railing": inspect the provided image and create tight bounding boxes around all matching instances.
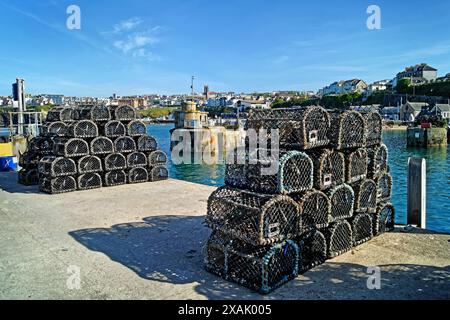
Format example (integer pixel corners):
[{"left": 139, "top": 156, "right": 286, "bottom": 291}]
[{"left": 4, "top": 111, "right": 44, "bottom": 138}]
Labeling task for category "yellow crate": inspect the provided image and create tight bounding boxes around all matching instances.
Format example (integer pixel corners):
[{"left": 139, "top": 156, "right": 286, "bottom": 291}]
[{"left": 0, "top": 143, "right": 14, "bottom": 157}]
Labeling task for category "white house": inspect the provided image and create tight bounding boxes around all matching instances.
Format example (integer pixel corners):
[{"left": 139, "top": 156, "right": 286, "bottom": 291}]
[
  {"left": 322, "top": 79, "right": 367, "bottom": 95},
  {"left": 429, "top": 104, "right": 450, "bottom": 120},
  {"left": 367, "top": 80, "right": 390, "bottom": 94}
]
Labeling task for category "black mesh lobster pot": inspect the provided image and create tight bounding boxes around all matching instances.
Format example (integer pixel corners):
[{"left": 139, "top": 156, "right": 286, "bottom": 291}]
[
  {"left": 111, "top": 105, "right": 137, "bottom": 121},
  {"left": 226, "top": 240, "right": 299, "bottom": 294},
  {"left": 352, "top": 179, "right": 377, "bottom": 213},
  {"left": 148, "top": 150, "right": 168, "bottom": 166},
  {"left": 345, "top": 148, "right": 368, "bottom": 184},
  {"left": 90, "top": 137, "right": 114, "bottom": 155},
  {"left": 42, "top": 121, "right": 67, "bottom": 137},
  {"left": 78, "top": 173, "right": 102, "bottom": 190},
  {"left": 39, "top": 176, "right": 77, "bottom": 194},
  {"left": 103, "top": 121, "right": 126, "bottom": 137},
  {"left": 45, "top": 107, "right": 74, "bottom": 122},
  {"left": 203, "top": 230, "right": 233, "bottom": 277},
  {"left": 376, "top": 172, "right": 393, "bottom": 203},
  {"left": 127, "top": 152, "right": 147, "bottom": 168},
  {"left": 246, "top": 150, "right": 314, "bottom": 194},
  {"left": 350, "top": 213, "right": 373, "bottom": 246},
  {"left": 127, "top": 120, "right": 147, "bottom": 137},
  {"left": 367, "top": 144, "right": 388, "bottom": 179},
  {"left": 296, "top": 229, "right": 327, "bottom": 273},
  {"left": 246, "top": 106, "right": 330, "bottom": 150},
  {"left": 38, "top": 156, "right": 77, "bottom": 178},
  {"left": 28, "top": 137, "right": 54, "bottom": 155},
  {"left": 114, "top": 136, "right": 136, "bottom": 153},
  {"left": 75, "top": 105, "right": 111, "bottom": 121},
  {"left": 206, "top": 186, "right": 301, "bottom": 246},
  {"left": 128, "top": 167, "right": 149, "bottom": 183},
  {"left": 372, "top": 202, "right": 395, "bottom": 236},
  {"left": 325, "top": 220, "right": 353, "bottom": 258},
  {"left": 308, "top": 149, "right": 345, "bottom": 190},
  {"left": 137, "top": 135, "right": 158, "bottom": 152},
  {"left": 149, "top": 165, "right": 169, "bottom": 181},
  {"left": 67, "top": 120, "right": 99, "bottom": 138},
  {"left": 19, "top": 151, "right": 40, "bottom": 168},
  {"left": 329, "top": 110, "right": 366, "bottom": 150},
  {"left": 78, "top": 155, "right": 103, "bottom": 174},
  {"left": 364, "top": 112, "right": 383, "bottom": 146},
  {"left": 293, "top": 189, "right": 330, "bottom": 230},
  {"left": 225, "top": 163, "right": 247, "bottom": 189},
  {"left": 18, "top": 168, "right": 39, "bottom": 186},
  {"left": 53, "top": 138, "right": 89, "bottom": 158},
  {"left": 327, "top": 184, "right": 354, "bottom": 222},
  {"left": 104, "top": 153, "right": 127, "bottom": 171},
  {"left": 103, "top": 170, "right": 127, "bottom": 187}
]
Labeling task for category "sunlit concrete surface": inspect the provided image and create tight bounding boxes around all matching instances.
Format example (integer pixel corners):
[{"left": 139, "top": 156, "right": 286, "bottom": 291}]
[{"left": 0, "top": 172, "right": 449, "bottom": 300}]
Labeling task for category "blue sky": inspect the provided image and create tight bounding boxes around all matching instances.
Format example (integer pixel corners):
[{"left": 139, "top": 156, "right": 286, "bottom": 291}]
[{"left": 0, "top": 0, "right": 449, "bottom": 96}]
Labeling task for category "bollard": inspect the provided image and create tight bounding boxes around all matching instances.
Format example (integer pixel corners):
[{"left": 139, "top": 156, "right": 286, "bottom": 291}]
[{"left": 407, "top": 157, "right": 426, "bottom": 228}]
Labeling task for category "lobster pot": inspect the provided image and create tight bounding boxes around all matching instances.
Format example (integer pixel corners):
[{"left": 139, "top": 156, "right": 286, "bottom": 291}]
[
  {"left": 352, "top": 179, "right": 377, "bottom": 213},
  {"left": 376, "top": 173, "right": 393, "bottom": 203},
  {"left": 329, "top": 110, "right": 366, "bottom": 150},
  {"left": 45, "top": 107, "right": 74, "bottom": 122},
  {"left": 42, "top": 121, "right": 67, "bottom": 137},
  {"left": 114, "top": 136, "right": 136, "bottom": 153},
  {"left": 246, "top": 106, "right": 330, "bottom": 150},
  {"left": 128, "top": 167, "right": 149, "bottom": 184},
  {"left": 39, "top": 176, "right": 77, "bottom": 194},
  {"left": 75, "top": 105, "right": 111, "bottom": 121},
  {"left": 372, "top": 203, "right": 395, "bottom": 236},
  {"left": 103, "top": 121, "right": 126, "bottom": 137},
  {"left": 325, "top": 220, "right": 353, "bottom": 258},
  {"left": 111, "top": 105, "right": 137, "bottom": 121},
  {"left": 67, "top": 120, "right": 98, "bottom": 138},
  {"left": 309, "top": 149, "right": 345, "bottom": 190},
  {"left": 296, "top": 229, "right": 327, "bottom": 273},
  {"left": 78, "top": 155, "right": 102, "bottom": 174},
  {"left": 38, "top": 156, "right": 77, "bottom": 178},
  {"left": 103, "top": 170, "right": 127, "bottom": 187},
  {"left": 350, "top": 213, "right": 373, "bottom": 246},
  {"left": 293, "top": 190, "right": 330, "bottom": 230},
  {"left": 148, "top": 150, "right": 168, "bottom": 166},
  {"left": 127, "top": 152, "right": 147, "bottom": 168},
  {"left": 137, "top": 135, "right": 158, "bottom": 152},
  {"left": 203, "top": 231, "right": 233, "bottom": 277},
  {"left": 364, "top": 112, "right": 382, "bottom": 146},
  {"left": 206, "top": 186, "right": 300, "bottom": 246},
  {"left": 247, "top": 150, "right": 314, "bottom": 194},
  {"left": 53, "top": 138, "right": 89, "bottom": 158},
  {"left": 127, "top": 120, "right": 147, "bottom": 137},
  {"left": 104, "top": 153, "right": 127, "bottom": 171},
  {"left": 90, "top": 137, "right": 114, "bottom": 155},
  {"left": 345, "top": 148, "right": 368, "bottom": 183},
  {"left": 367, "top": 144, "right": 388, "bottom": 179},
  {"left": 227, "top": 240, "right": 299, "bottom": 294},
  {"left": 19, "top": 151, "right": 40, "bottom": 168},
  {"left": 18, "top": 169, "right": 39, "bottom": 186},
  {"left": 327, "top": 184, "right": 354, "bottom": 222},
  {"left": 77, "top": 173, "right": 102, "bottom": 190},
  {"left": 28, "top": 137, "right": 54, "bottom": 155},
  {"left": 149, "top": 165, "right": 169, "bottom": 181}
]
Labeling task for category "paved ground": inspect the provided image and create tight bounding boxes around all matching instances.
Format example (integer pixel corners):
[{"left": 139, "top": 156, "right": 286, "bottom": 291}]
[{"left": 0, "top": 172, "right": 449, "bottom": 300}]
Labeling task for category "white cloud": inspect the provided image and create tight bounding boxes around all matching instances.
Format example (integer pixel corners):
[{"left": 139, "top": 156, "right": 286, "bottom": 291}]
[
  {"left": 111, "top": 17, "right": 143, "bottom": 34},
  {"left": 114, "top": 32, "right": 159, "bottom": 53}
]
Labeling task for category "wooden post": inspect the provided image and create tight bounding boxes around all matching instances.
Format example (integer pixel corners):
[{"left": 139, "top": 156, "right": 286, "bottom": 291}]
[{"left": 407, "top": 157, "right": 426, "bottom": 228}]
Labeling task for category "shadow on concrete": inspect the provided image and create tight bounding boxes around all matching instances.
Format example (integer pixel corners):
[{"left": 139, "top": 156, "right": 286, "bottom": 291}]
[
  {"left": 70, "top": 214, "right": 450, "bottom": 299},
  {"left": 0, "top": 172, "right": 40, "bottom": 194}
]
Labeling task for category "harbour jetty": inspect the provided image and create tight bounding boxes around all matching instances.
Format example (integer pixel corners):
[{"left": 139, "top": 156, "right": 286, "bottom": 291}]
[{"left": 0, "top": 173, "right": 448, "bottom": 299}]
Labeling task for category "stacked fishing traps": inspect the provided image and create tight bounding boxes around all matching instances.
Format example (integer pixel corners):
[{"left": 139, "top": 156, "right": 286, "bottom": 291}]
[
  {"left": 204, "top": 106, "right": 394, "bottom": 294},
  {"left": 18, "top": 105, "right": 168, "bottom": 193}
]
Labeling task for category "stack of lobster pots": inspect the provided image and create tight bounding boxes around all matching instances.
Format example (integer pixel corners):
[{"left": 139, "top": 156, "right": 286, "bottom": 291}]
[
  {"left": 204, "top": 106, "right": 395, "bottom": 294},
  {"left": 18, "top": 105, "right": 168, "bottom": 193}
]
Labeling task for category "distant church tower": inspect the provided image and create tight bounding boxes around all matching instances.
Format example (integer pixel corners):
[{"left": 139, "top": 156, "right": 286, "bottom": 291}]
[{"left": 204, "top": 85, "right": 209, "bottom": 100}]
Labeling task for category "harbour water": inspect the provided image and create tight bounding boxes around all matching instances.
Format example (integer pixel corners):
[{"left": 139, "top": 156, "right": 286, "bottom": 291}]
[{"left": 148, "top": 124, "right": 450, "bottom": 233}]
